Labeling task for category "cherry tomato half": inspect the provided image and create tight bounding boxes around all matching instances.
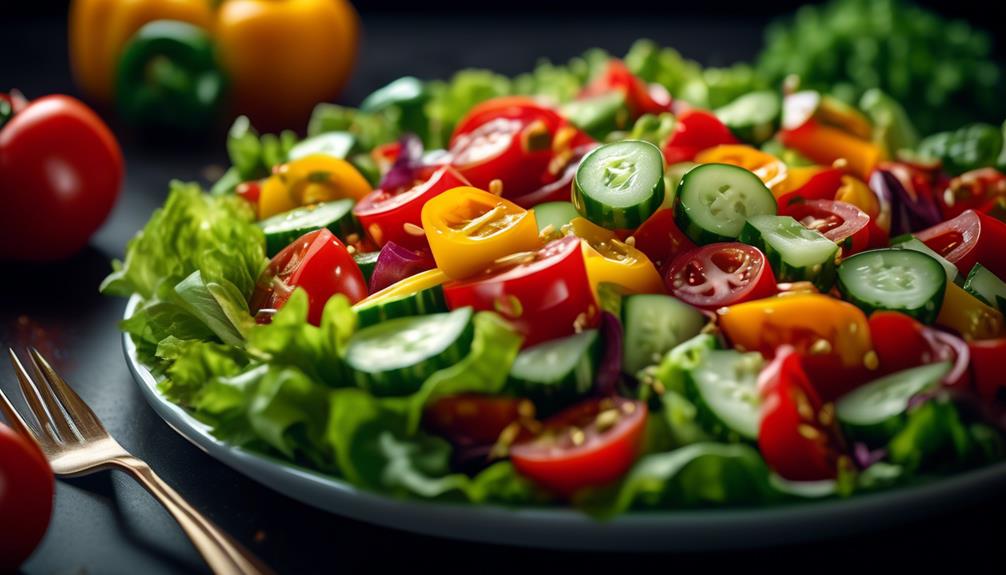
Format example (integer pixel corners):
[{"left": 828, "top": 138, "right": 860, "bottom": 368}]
[
  {"left": 915, "top": 209, "right": 1006, "bottom": 279},
  {"left": 354, "top": 166, "right": 470, "bottom": 248},
  {"left": 661, "top": 109, "right": 738, "bottom": 165},
  {"left": 757, "top": 348, "right": 844, "bottom": 481},
  {"left": 969, "top": 338, "right": 1006, "bottom": 403},
  {"left": 443, "top": 236, "right": 596, "bottom": 347},
  {"left": 510, "top": 397, "right": 647, "bottom": 497},
  {"left": 664, "top": 243, "right": 777, "bottom": 310},
  {"left": 250, "top": 228, "right": 367, "bottom": 325},
  {"left": 449, "top": 116, "right": 553, "bottom": 199},
  {"left": 940, "top": 168, "right": 1006, "bottom": 220},
  {"left": 580, "top": 59, "right": 671, "bottom": 117},
  {"left": 781, "top": 199, "right": 871, "bottom": 255},
  {"left": 0, "top": 423, "right": 54, "bottom": 571},
  {"left": 868, "top": 311, "right": 970, "bottom": 389},
  {"left": 0, "top": 94, "right": 123, "bottom": 260}
]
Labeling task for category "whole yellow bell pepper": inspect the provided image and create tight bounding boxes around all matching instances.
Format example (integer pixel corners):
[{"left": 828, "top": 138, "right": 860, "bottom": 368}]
[
  {"left": 564, "top": 218, "right": 664, "bottom": 296},
  {"left": 69, "top": 0, "right": 359, "bottom": 130},
  {"left": 421, "top": 187, "right": 540, "bottom": 279},
  {"left": 69, "top": 0, "right": 214, "bottom": 103},
  {"left": 258, "top": 154, "right": 372, "bottom": 219}
]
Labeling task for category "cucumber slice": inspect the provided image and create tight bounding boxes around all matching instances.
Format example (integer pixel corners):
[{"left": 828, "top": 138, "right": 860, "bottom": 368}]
[
  {"left": 507, "top": 329, "right": 600, "bottom": 412},
  {"left": 836, "top": 362, "right": 951, "bottom": 445},
  {"left": 353, "top": 251, "right": 381, "bottom": 284},
  {"left": 258, "top": 200, "right": 358, "bottom": 256},
  {"left": 288, "top": 132, "right": 355, "bottom": 161},
  {"left": 739, "top": 215, "right": 838, "bottom": 290},
  {"left": 837, "top": 248, "right": 946, "bottom": 323},
  {"left": 684, "top": 349, "right": 763, "bottom": 441},
  {"left": 891, "top": 236, "right": 961, "bottom": 284},
  {"left": 715, "top": 91, "right": 781, "bottom": 146},
  {"left": 676, "top": 163, "right": 776, "bottom": 244},
  {"left": 963, "top": 263, "right": 1006, "bottom": 315},
  {"left": 573, "top": 140, "right": 665, "bottom": 229},
  {"left": 533, "top": 202, "right": 580, "bottom": 234},
  {"left": 353, "top": 269, "right": 448, "bottom": 328},
  {"left": 346, "top": 307, "right": 475, "bottom": 396},
  {"left": 621, "top": 293, "right": 706, "bottom": 375}
]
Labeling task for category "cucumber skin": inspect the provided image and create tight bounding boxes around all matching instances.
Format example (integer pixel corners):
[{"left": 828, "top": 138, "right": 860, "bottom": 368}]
[
  {"left": 506, "top": 330, "right": 601, "bottom": 414},
  {"left": 836, "top": 250, "right": 946, "bottom": 324},
  {"left": 348, "top": 311, "right": 475, "bottom": 396},
  {"left": 963, "top": 264, "right": 1006, "bottom": 315},
  {"left": 572, "top": 140, "right": 665, "bottom": 230},
  {"left": 353, "top": 251, "right": 381, "bottom": 284},
  {"left": 738, "top": 221, "right": 838, "bottom": 291},
  {"left": 354, "top": 284, "right": 447, "bottom": 328},
  {"left": 674, "top": 164, "right": 777, "bottom": 245},
  {"left": 620, "top": 294, "right": 706, "bottom": 376},
  {"left": 683, "top": 371, "right": 757, "bottom": 443}
]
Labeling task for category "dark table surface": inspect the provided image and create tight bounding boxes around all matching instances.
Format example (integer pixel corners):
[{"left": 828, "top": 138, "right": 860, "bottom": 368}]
[{"left": 3, "top": 12, "right": 1006, "bottom": 574}]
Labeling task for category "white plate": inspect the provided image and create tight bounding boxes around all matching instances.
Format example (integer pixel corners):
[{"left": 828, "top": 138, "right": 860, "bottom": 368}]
[{"left": 124, "top": 295, "right": 1006, "bottom": 551}]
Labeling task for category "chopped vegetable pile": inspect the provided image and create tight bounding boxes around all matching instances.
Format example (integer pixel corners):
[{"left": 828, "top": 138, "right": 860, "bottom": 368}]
[{"left": 105, "top": 8, "right": 1006, "bottom": 515}]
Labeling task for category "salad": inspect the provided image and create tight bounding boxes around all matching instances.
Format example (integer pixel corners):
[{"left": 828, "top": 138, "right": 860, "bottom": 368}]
[{"left": 104, "top": 36, "right": 1006, "bottom": 517}]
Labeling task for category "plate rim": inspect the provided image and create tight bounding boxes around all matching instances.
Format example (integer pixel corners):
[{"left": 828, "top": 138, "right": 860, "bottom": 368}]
[{"left": 123, "top": 295, "right": 1006, "bottom": 551}]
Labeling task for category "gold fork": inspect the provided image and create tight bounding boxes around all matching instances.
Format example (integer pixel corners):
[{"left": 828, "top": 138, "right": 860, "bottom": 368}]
[{"left": 0, "top": 348, "right": 274, "bottom": 575}]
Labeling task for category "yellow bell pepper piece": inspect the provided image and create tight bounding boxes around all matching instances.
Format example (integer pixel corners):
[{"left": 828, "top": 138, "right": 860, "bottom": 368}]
[
  {"left": 694, "top": 145, "right": 788, "bottom": 192},
  {"left": 834, "top": 175, "right": 882, "bottom": 223},
  {"left": 69, "top": 0, "right": 214, "bottom": 103},
  {"left": 354, "top": 269, "right": 449, "bottom": 310},
  {"left": 781, "top": 122, "right": 885, "bottom": 180},
  {"left": 258, "top": 154, "right": 371, "bottom": 219},
  {"left": 565, "top": 218, "right": 664, "bottom": 296},
  {"left": 421, "top": 187, "right": 540, "bottom": 279},
  {"left": 718, "top": 294, "right": 874, "bottom": 370},
  {"left": 937, "top": 282, "right": 1004, "bottom": 341}
]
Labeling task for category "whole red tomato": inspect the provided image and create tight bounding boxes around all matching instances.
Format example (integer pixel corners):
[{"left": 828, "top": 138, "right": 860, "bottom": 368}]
[
  {"left": 0, "top": 422, "right": 54, "bottom": 570},
  {"left": 0, "top": 93, "right": 123, "bottom": 260}
]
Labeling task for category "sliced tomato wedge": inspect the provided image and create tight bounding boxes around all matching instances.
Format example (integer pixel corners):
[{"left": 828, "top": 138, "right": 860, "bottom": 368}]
[
  {"left": 449, "top": 116, "right": 553, "bottom": 199},
  {"left": 774, "top": 167, "right": 845, "bottom": 209},
  {"left": 915, "top": 209, "right": 1006, "bottom": 278},
  {"left": 940, "top": 168, "right": 1006, "bottom": 220},
  {"left": 249, "top": 228, "right": 367, "bottom": 325},
  {"left": 661, "top": 109, "right": 738, "bottom": 165},
  {"left": 664, "top": 243, "right": 777, "bottom": 310},
  {"left": 580, "top": 59, "right": 671, "bottom": 117},
  {"left": 868, "top": 311, "right": 970, "bottom": 389},
  {"left": 443, "top": 236, "right": 597, "bottom": 347},
  {"left": 758, "top": 348, "right": 845, "bottom": 481},
  {"left": 510, "top": 397, "right": 647, "bottom": 497},
  {"left": 781, "top": 199, "right": 871, "bottom": 255},
  {"left": 969, "top": 338, "right": 1006, "bottom": 403},
  {"left": 423, "top": 394, "right": 534, "bottom": 447},
  {"left": 451, "top": 96, "right": 563, "bottom": 143},
  {"left": 630, "top": 208, "right": 697, "bottom": 271},
  {"left": 354, "top": 165, "right": 470, "bottom": 248}
]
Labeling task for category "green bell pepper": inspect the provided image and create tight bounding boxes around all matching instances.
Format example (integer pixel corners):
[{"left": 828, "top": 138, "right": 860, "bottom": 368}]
[{"left": 115, "top": 20, "right": 225, "bottom": 132}]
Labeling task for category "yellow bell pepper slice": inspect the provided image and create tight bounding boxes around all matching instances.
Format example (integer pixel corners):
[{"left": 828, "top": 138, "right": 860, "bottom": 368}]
[
  {"left": 354, "top": 269, "right": 448, "bottom": 310},
  {"left": 565, "top": 218, "right": 664, "bottom": 295},
  {"left": 421, "top": 186, "right": 541, "bottom": 279},
  {"left": 694, "top": 145, "right": 788, "bottom": 191},
  {"left": 835, "top": 175, "right": 882, "bottom": 224},
  {"left": 937, "top": 282, "right": 1004, "bottom": 341},
  {"left": 718, "top": 294, "right": 874, "bottom": 370},
  {"left": 258, "top": 154, "right": 372, "bottom": 219}
]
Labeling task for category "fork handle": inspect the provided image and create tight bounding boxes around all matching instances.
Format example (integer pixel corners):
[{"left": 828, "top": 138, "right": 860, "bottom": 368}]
[{"left": 113, "top": 456, "right": 275, "bottom": 575}]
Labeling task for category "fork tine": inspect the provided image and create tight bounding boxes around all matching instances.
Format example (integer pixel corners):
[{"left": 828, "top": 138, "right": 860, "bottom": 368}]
[
  {"left": 9, "top": 348, "right": 79, "bottom": 442},
  {"left": 7, "top": 348, "right": 61, "bottom": 443},
  {"left": 28, "top": 347, "right": 104, "bottom": 438},
  {"left": 0, "top": 385, "right": 41, "bottom": 444}
]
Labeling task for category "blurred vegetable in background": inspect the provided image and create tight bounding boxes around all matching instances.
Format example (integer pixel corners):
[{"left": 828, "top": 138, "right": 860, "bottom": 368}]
[
  {"left": 68, "top": 0, "right": 359, "bottom": 132},
  {"left": 0, "top": 91, "right": 123, "bottom": 261},
  {"left": 0, "top": 423, "right": 54, "bottom": 571},
  {"left": 757, "top": 0, "right": 1005, "bottom": 135}
]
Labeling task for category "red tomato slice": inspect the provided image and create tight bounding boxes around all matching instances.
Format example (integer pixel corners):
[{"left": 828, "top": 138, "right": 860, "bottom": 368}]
[
  {"left": 913, "top": 209, "right": 1006, "bottom": 278},
  {"left": 510, "top": 397, "right": 647, "bottom": 497},
  {"left": 630, "top": 208, "right": 697, "bottom": 271},
  {"left": 664, "top": 243, "right": 777, "bottom": 310},
  {"left": 423, "top": 394, "right": 533, "bottom": 448},
  {"left": 940, "top": 168, "right": 1006, "bottom": 220},
  {"left": 580, "top": 59, "right": 671, "bottom": 117},
  {"left": 443, "top": 236, "right": 597, "bottom": 347},
  {"left": 758, "top": 348, "right": 844, "bottom": 481},
  {"left": 0, "top": 423, "right": 53, "bottom": 571},
  {"left": 867, "top": 311, "right": 970, "bottom": 389},
  {"left": 450, "top": 96, "right": 564, "bottom": 144},
  {"left": 661, "top": 109, "right": 738, "bottom": 165},
  {"left": 354, "top": 166, "right": 470, "bottom": 248},
  {"left": 781, "top": 199, "right": 871, "bottom": 255},
  {"left": 449, "top": 116, "right": 553, "bottom": 200},
  {"left": 509, "top": 144, "right": 597, "bottom": 209},
  {"left": 969, "top": 338, "right": 1006, "bottom": 403},
  {"left": 775, "top": 167, "right": 845, "bottom": 210},
  {"left": 235, "top": 180, "right": 262, "bottom": 205},
  {"left": 250, "top": 228, "right": 368, "bottom": 325}
]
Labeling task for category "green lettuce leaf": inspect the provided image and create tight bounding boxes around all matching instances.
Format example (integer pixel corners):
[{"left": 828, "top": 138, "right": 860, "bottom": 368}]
[
  {"left": 888, "top": 397, "right": 1004, "bottom": 473},
  {"left": 157, "top": 339, "right": 250, "bottom": 406},
  {"left": 172, "top": 271, "right": 254, "bottom": 346},
  {"left": 101, "top": 181, "right": 266, "bottom": 300}
]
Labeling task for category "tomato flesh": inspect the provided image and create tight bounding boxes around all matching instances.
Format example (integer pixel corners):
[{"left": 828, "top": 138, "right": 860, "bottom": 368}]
[
  {"left": 250, "top": 228, "right": 367, "bottom": 325},
  {"left": 661, "top": 109, "right": 737, "bottom": 164},
  {"left": 0, "top": 423, "right": 54, "bottom": 571},
  {"left": 665, "top": 243, "right": 777, "bottom": 310},
  {"left": 914, "top": 209, "right": 1006, "bottom": 278},
  {"left": 631, "top": 208, "right": 697, "bottom": 271},
  {"left": 443, "top": 236, "right": 597, "bottom": 347},
  {"left": 510, "top": 397, "right": 647, "bottom": 497}
]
